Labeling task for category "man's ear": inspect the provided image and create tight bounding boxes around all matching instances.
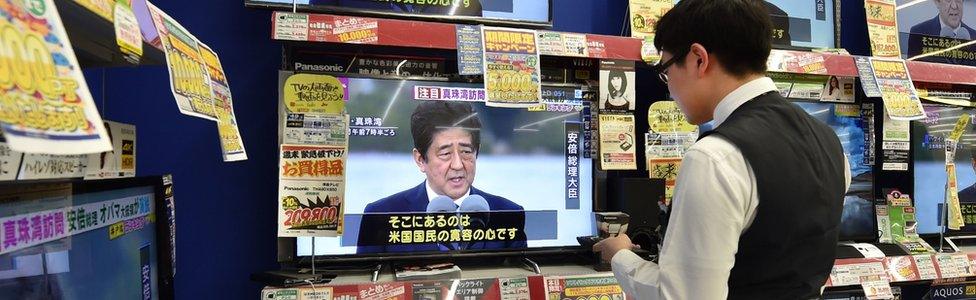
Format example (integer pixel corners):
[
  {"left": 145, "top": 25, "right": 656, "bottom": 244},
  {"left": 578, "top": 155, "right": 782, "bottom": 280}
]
[
  {"left": 689, "top": 43, "right": 709, "bottom": 78},
  {"left": 413, "top": 148, "right": 427, "bottom": 173}
]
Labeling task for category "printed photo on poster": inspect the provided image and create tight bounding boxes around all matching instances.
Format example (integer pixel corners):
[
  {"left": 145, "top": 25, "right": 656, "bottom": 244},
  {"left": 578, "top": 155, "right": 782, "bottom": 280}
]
[
  {"left": 821, "top": 76, "right": 856, "bottom": 103},
  {"left": 0, "top": 0, "right": 112, "bottom": 155},
  {"left": 85, "top": 121, "right": 137, "bottom": 179},
  {"left": 599, "top": 60, "right": 636, "bottom": 111},
  {"left": 481, "top": 27, "right": 542, "bottom": 108},
  {"left": 147, "top": 3, "right": 217, "bottom": 121}
]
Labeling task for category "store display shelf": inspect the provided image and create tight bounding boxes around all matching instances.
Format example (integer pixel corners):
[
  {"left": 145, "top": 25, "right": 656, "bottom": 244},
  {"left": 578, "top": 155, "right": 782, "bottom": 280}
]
[
  {"left": 270, "top": 11, "right": 642, "bottom": 61},
  {"left": 54, "top": 0, "right": 164, "bottom": 68},
  {"left": 768, "top": 49, "right": 976, "bottom": 86},
  {"left": 270, "top": 12, "right": 976, "bottom": 86},
  {"left": 825, "top": 253, "right": 976, "bottom": 288}
]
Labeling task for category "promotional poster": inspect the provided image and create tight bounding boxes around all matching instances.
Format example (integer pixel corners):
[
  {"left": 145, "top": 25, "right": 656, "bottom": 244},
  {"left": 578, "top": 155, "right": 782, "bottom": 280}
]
[
  {"left": 865, "top": 0, "right": 901, "bottom": 58},
  {"left": 148, "top": 3, "right": 217, "bottom": 121},
  {"left": 544, "top": 275, "right": 626, "bottom": 300},
  {"left": 646, "top": 101, "right": 698, "bottom": 204},
  {"left": 599, "top": 60, "right": 636, "bottom": 112},
  {"left": 599, "top": 114, "right": 637, "bottom": 170},
  {"left": 0, "top": 0, "right": 112, "bottom": 155},
  {"left": 869, "top": 58, "right": 926, "bottom": 120},
  {"left": 278, "top": 145, "right": 347, "bottom": 237},
  {"left": 482, "top": 27, "right": 542, "bottom": 108},
  {"left": 199, "top": 44, "right": 247, "bottom": 162}
]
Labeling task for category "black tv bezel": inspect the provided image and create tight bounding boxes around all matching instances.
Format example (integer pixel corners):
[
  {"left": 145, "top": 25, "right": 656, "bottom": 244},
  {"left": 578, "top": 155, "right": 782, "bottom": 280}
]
[
  {"left": 0, "top": 176, "right": 174, "bottom": 300},
  {"left": 245, "top": 0, "right": 554, "bottom": 29},
  {"left": 275, "top": 74, "right": 596, "bottom": 264}
]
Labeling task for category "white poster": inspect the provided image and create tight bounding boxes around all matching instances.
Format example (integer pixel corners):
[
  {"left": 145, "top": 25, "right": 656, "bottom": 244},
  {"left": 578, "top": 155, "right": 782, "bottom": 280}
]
[{"left": 18, "top": 154, "right": 88, "bottom": 180}]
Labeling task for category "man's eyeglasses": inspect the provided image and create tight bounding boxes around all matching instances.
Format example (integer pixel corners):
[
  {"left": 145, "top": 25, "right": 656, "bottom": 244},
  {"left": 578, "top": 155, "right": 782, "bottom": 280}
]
[{"left": 656, "top": 50, "right": 689, "bottom": 84}]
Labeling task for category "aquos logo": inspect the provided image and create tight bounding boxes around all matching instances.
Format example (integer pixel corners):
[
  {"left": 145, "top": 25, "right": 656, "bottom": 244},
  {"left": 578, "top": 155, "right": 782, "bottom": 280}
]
[{"left": 930, "top": 284, "right": 976, "bottom": 299}]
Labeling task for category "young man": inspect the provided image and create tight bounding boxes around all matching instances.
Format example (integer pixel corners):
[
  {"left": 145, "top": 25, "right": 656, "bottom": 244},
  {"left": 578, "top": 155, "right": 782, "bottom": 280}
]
[{"left": 593, "top": 1, "right": 851, "bottom": 299}]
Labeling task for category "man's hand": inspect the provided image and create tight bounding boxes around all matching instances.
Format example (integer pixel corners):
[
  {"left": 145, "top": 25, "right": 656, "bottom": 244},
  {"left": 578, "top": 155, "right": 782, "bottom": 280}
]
[{"left": 592, "top": 233, "right": 639, "bottom": 262}]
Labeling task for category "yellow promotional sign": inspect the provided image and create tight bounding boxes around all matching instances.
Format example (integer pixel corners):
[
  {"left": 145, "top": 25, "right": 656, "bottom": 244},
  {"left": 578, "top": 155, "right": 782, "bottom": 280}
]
[
  {"left": 74, "top": 0, "right": 115, "bottom": 21},
  {"left": 648, "top": 101, "right": 696, "bottom": 133},
  {"left": 113, "top": 0, "right": 142, "bottom": 62},
  {"left": 947, "top": 164, "right": 965, "bottom": 230},
  {"left": 200, "top": 43, "right": 248, "bottom": 161},
  {"left": 865, "top": 0, "right": 901, "bottom": 58},
  {"left": 949, "top": 114, "right": 971, "bottom": 141},
  {"left": 283, "top": 74, "right": 347, "bottom": 114},
  {"left": 0, "top": 0, "right": 111, "bottom": 154},
  {"left": 148, "top": 3, "right": 217, "bottom": 120},
  {"left": 629, "top": 0, "right": 673, "bottom": 39},
  {"left": 482, "top": 27, "right": 542, "bottom": 108}
]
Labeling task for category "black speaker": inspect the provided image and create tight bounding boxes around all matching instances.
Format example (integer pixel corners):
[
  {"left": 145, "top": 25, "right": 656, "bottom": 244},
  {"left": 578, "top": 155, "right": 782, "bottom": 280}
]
[{"left": 606, "top": 178, "right": 666, "bottom": 252}]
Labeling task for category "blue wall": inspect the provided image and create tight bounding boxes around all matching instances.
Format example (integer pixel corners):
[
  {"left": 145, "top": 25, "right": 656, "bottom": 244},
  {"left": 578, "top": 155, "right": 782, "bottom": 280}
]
[{"left": 82, "top": 1, "right": 624, "bottom": 298}]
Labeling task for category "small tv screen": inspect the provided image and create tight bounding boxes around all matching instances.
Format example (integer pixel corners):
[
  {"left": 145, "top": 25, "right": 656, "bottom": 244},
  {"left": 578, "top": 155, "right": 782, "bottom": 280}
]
[
  {"left": 0, "top": 178, "right": 162, "bottom": 299},
  {"left": 247, "top": 0, "right": 551, "bottom": 26},
  {"left": 898, "top": 0, "right": 976, "bottom": 65},
  {"left": 295, "top": 77, "right": 594, "bottom": 256},
  {"left": 793, "top": 102, "right": 875, "bottom": 240},
  {"left": 674, "top": 0, "right": 837, "bottom": 49},
  {"left": 913, "top": 104, "right": 976, "bottom": 235}
]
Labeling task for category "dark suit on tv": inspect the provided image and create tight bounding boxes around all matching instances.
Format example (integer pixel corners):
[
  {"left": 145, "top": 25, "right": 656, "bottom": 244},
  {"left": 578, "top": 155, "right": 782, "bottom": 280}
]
[
  {"left": 908, "top": 16, "right": 976, "bottom": 63},
  {"left": 356, "top": 182, "right": 527, "bottom": 254}
]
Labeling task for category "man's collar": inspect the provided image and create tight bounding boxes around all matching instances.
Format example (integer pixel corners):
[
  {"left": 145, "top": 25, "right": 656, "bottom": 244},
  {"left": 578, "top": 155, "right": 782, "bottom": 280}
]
[
  {"left": 425, "top": 181, "right": 470, "bottom": 206},
  {"left": 712, "top": 77, "right": 777, "bottom": 128}
]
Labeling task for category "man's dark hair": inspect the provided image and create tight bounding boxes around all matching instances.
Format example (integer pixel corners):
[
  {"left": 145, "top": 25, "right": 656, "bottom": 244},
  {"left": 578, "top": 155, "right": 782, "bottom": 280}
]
[
  {"left": 410, "top": 101, "right": 482, "bottom": 160},
  {"left": 654, "top": 0, "right": 772, "bottom": 77}
]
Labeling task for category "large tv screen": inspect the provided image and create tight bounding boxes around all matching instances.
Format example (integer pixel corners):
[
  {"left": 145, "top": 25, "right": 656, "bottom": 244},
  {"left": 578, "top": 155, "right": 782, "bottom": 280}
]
[
  {"left": 296, "top": 78, "right": 593, "bottom": 256},
  {"left": 913, "top": 104, "right": 976, "bottom": 235},
  {"left": 0, "top": 179, "right": 163, "bottom": 299},
  {"left": 793, "top": 102, "right": 875, "bottom": 240},
  {"left": 247, "top": 0, "right": 551, "bottom": 26},
  {"left": 898, "top": 0, "right": 976, "bottom": 65}
]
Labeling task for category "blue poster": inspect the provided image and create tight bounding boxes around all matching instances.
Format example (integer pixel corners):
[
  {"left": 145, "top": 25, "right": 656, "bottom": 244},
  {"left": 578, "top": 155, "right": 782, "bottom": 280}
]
[{"left": 456, "top": 24, "right": 484, "bottom": 75}]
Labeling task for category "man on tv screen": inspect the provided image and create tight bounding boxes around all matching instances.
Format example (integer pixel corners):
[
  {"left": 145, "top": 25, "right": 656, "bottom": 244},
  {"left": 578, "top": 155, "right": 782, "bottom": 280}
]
[
  {"left": 357, "top": 100, "right": 526, "bottom": 254},
  {"left": 908, "top": 0, "right": 976, "bottom": 59}
]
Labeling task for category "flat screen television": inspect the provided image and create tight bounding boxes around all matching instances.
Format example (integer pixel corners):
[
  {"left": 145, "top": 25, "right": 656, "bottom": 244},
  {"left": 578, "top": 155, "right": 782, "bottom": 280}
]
[
  {"left": 289, "top": 77, "right": 593, "bottom": 259},
  {"left": 672, "top": 0, "right": 839, "bottom": 49},
  {"left": 793, "top": 102, "right": 875, "bottom": 241},
  {"left": 913, "top": 104, "right": 976, "bottom": 235},
  {"left": 0, "top": 177, "right": 172, "bottom": 299},
  {"left": 245, "top": 0, "right": 552, "bottom": 27},
  {"left": 898, "top": 0, "right": 976, "bottom": 65}
]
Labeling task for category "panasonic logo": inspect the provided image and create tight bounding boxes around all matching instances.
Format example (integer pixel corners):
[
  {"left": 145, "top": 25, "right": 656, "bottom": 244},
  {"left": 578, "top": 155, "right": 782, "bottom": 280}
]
[{"left": 294, "top": 62, "right": 344, "bottom": 72}]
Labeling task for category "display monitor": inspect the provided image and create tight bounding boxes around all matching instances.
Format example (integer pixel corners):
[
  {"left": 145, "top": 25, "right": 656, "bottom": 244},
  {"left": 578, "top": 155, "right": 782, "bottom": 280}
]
[
  {"left": 793, "top": 102, "right": 875, "bottom": 241},
  {"left": 246, "top": 0, "right": 552, "bottom": 27},
  {"left": 295, "top": 78, "right": 593, "bottom": 257},
  {"left": 898, "top": 0, "right": 976, "bottom": 65},
  {"left": 0, "top": 177, "right": 170, "bottom": 299},
  {"left": 913, "top": 104, "right": 976, "bottom": 235},
  {"left": 673, "top": 0, "right": 838, "bottom": 49}
]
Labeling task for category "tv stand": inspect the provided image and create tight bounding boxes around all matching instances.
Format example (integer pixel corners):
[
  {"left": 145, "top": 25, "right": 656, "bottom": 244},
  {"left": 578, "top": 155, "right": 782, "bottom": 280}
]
[{"left": 370, "top": 263, "right": 384, "bottom": 282}]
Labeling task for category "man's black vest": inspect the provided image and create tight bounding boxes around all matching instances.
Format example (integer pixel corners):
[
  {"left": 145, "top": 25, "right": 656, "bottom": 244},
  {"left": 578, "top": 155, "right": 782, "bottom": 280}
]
[{"left": 696, "top": 92, "right": 847, "bottom": 299}]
